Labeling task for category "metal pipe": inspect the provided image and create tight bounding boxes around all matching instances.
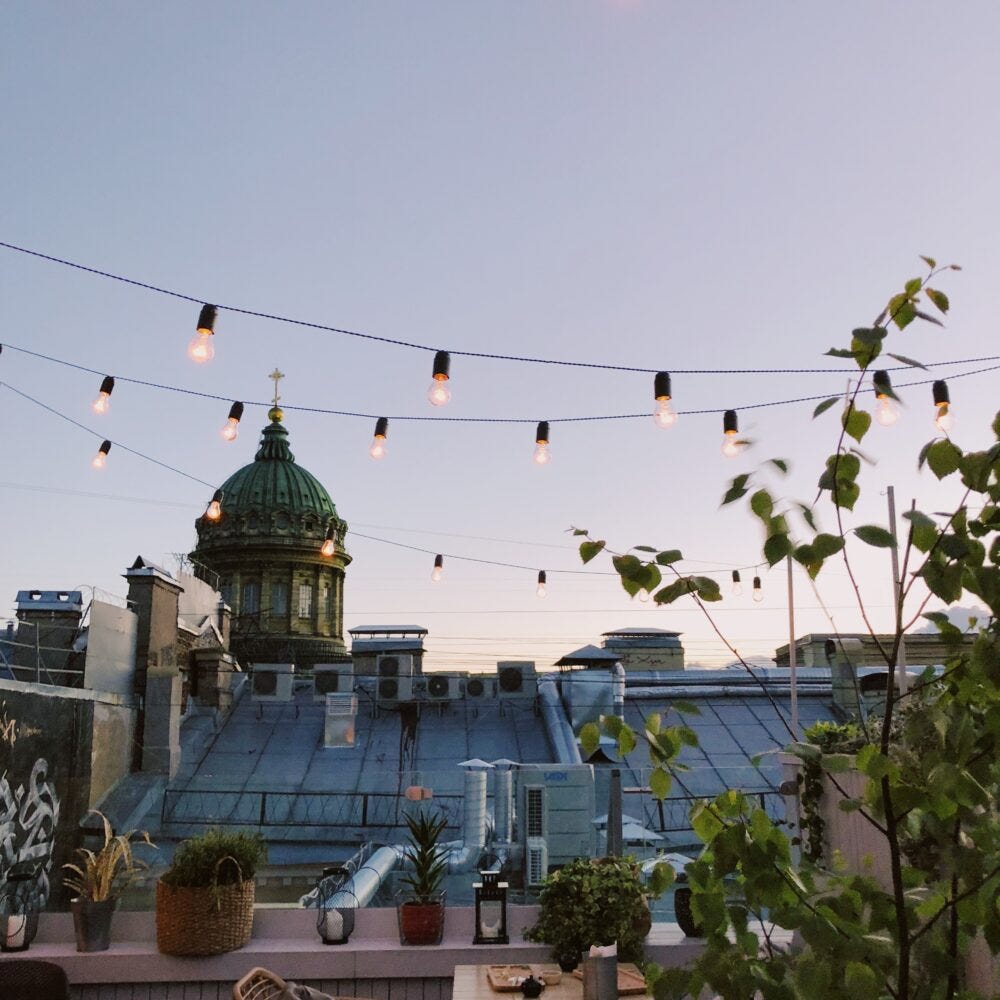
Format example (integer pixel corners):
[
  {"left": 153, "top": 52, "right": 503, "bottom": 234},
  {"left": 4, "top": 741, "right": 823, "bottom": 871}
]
[
  {"left": 494, "top": 767, "right": 513, "bottom": 843},
  {"left": 538, "top": 674, "right": 582, "bottom": 764}
]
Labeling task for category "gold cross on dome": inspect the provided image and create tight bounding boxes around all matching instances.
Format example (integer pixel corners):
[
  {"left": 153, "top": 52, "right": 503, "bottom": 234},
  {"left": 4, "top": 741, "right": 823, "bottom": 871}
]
[{"left": 268, "top": 368, "right": 285, "bottom": 407}]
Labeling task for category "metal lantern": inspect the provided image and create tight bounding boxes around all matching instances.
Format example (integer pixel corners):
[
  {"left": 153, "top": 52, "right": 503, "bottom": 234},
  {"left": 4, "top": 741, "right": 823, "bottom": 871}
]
[
  {"left": 473, "top": 870, "right": 508, "bottom": 944},
  {"left": 0, "top": 859, "right": 45, "bottom": 952},
  {"left": 315, "top": 866, "right": 357, "bottom": 945}
]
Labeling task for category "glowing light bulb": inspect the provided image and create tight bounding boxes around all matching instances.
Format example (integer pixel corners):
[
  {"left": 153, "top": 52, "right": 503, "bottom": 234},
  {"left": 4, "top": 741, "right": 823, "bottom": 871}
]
[
  {"left": 752, "top": 576, "right": 763, "bottom": 603},
  {"left": 427, "top": 350, "right": 451, "bottom": 406},
  {"left": 369, "top": 417, "right": 388, "bottom": 460},
  {"left": 189, "top": 305, "right": 217, "bottom": 363},
  {"left": 431, "top": 554, "right": 444, "bottom": 582},
  {"left": 875, "top": 395, "right": 900, "bottom": 426},
  {"left": 321, "top": 527, "right": 336, "bottom": 557},
  {"left": 721, "top": 433, "right": 742, "bottom": 457},
  {"left": 92, "top": 376, "right": 114, "bottom": 414},
  {"left": 536, "top": 570, "right": 547, "bottom": 598},
  {"left": 92, "top": 440, "right": 111, "bottom": 469},
  {"left": 638, "top": 588, "right": 650, "bottom": 603},
  {"left": 221, "top": 401, "right": 243, "bottom": 441},
  {"left": 934, "top": 403, "right": 955, "bottom": 432},
  {"left": 653, "top": 398, "right": 677, "bottom": 429},
  {"left": 205, "top": 489, "right": 223, "bottom": 522},
  {"left": 534, "top": 421, "right": 551, "bottom": 465},
  {"left": 732, "top": 570, "right": 743, "bottom": 596}
]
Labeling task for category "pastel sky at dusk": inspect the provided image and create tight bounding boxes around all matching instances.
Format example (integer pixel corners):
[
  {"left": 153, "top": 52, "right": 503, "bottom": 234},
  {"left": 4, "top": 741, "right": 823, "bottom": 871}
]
[{"left": 2, "top": 2, "right": 998, "bottom": 670}]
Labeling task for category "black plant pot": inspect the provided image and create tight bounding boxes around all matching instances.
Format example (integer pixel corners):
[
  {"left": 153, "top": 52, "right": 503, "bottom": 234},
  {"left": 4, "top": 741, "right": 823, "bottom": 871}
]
[
  {"left": 71, "top": 898, "right": 116, "bottom": 952},
  {"left": 556, "top": 952, "right": 580, "bottom": 973},
  {"left": 673, "top": 887, "right": 703, "bottom": 938}
]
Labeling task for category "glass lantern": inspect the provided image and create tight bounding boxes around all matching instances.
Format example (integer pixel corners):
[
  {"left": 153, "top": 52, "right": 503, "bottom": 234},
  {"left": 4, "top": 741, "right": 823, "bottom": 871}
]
[
  {"left": 315, "top": 866, "right": 357, "bottom": 945},
  {"left": 473, "top": 870, "right": 508, "bottom": 944},
  {"left": 0, "top": 859, "right": 45, "bottom": 952}
]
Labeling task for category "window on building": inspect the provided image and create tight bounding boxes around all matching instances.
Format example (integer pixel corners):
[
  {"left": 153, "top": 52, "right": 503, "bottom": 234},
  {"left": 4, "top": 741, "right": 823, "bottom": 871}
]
[
  {"left": 220, "top": 581, "right": 232, "bottom": 606},
  {"left": 322, "top": 583, "right": 331, "bottom": 619},
  {"left": 271, "top": 581, "right": 289, "bottom": 616},
  {"left": 242, "top": 580, "right": 261, "bottom": 615},
  {"left": 298, "top": 583, "right": 313, "bottom": 619}
]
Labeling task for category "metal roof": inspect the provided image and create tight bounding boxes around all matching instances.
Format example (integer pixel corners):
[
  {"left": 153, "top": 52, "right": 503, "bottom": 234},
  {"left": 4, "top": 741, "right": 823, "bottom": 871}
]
[
  {"left": 602, "top": 627, "right": 682, "bottom": 638},
  {"left": 349, "top": 625, "right": 429, "bottom": 636},
  {"left": 555, "top": 644, "right": 621, "bottom": 666}
]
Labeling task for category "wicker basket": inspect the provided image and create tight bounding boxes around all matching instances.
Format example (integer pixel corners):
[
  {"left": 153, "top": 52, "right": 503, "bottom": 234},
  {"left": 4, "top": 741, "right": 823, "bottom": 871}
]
[{"left": 156, "top": 878, "right": 255, "bottom": 956}]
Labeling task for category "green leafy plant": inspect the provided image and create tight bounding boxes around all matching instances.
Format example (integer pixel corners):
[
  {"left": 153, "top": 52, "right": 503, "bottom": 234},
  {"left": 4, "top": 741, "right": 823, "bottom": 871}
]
[
  {"left": 61, "top": 810, "right": 155, "bottom": 902},
  {"left": 399, "top": 809, "right": 447, "bottom": 902},
  {"left": 160, "top": 828, "right": 266, "bottom": 890},
  {"left": 576, "top": 260, "right": 1000, "bottom": 998},
  {"left": 525, "top": 856, "right": 669, "bottom": 965}
]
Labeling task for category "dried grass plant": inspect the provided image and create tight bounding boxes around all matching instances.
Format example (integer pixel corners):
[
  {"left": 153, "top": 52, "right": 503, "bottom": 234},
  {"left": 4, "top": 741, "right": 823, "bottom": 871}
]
[{"left": 62, "top": 810, "right": 155, "bottom": 902}]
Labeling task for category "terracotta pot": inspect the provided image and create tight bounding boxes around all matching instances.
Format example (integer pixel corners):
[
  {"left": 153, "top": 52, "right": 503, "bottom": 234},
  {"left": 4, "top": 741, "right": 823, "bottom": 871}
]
[{"left": 398, "top": 895, "right": 445, "bottom": 945}]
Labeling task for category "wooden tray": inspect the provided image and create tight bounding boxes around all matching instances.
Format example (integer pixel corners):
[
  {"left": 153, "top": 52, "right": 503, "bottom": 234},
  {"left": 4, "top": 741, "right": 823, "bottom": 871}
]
[
  {"left": 487, "top": 965, "right": 535, "bottom": 992},
  {"left": 572, "top": 962, "right": 647, "bottom": 996}
]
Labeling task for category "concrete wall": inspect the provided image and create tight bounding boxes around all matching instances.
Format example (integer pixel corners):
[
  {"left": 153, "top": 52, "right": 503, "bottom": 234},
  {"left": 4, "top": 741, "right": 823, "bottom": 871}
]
[
  {"left": 84, "top": 601, "right": 138, "bottom": 697},
  {"left": 88, "top": 700, "right": 136, "bottom": 808}
]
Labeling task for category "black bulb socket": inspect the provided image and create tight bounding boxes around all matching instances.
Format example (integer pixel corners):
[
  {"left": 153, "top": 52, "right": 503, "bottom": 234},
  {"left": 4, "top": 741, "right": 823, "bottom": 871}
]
[
  {"left": 932, "top": 380, "right": 950, "bottom": 406},
  {"left": 374, "top": 416, "right": 389, "bottom": 438},
  {"left": 723, "top": 410, "right": 738, "bottom": 434},
  {"left": 432, "top": 350, "right": 450, "bottom": 380},
  {"left": 197, "top": 304, "right": 217, "bottom": 334},
  {"left": 654, "top": 371, "right": 672, "bottom": 400},
  {"left": 536, "top": 421, "right": 550, "bottom": 444}
]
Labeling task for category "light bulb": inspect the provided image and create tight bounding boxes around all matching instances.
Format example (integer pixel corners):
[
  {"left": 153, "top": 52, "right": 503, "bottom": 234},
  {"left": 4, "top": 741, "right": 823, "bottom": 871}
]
[
  {"left": 92, "top": 440, "right": 111, "bottom": 469},
  {"left": 369, "top": 417, "right": 389, "bottom": 459},
  {"left": 431, "top": 555, "right": 443, "bottom": 582},
  {"left": 427, "top": 380, "right": 451, "bottom": 406},
  {"left": 638, "top": 589, "right": 650, "bottom": 603},
  {"left": 934, "top": 403, "right": 955, "bottom": 432},
  {"left": 875, "top": 395, "right": 900, "bottom": 427},
  {"left": 221, "top": 418, "right": 239, "bottom": 441},
  {"left": 536, "top": 570, "right": 547, "bottom": 598},
  {"left": 533, "top": 442, "right": 551, "bottom": 465},
  {"left": 188, "top": 330, "right": 215, "bottom": 363},
  {"left": 321, "top": 527, "right": 336, "bottom": 557},
  {"left": 721, "top": 432, "right": 742, "bottom": 458},
  {"left": 92, "top": 375, "right": 115, "bottom": 414},
  {"left": 752, "top": 576, "right": 763, "bottom": 603},
  {"left": 653, "top": 398, "right": 677, "bottom": 429},
  {"left": 732, "top": 571, "right": 743, "bottom": 596}
]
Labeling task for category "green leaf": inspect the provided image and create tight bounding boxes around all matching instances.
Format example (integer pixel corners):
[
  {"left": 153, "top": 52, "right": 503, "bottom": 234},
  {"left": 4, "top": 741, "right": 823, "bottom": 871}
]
[
  {"left": 649, "top": 767, "right": 672, "bottom": 801},
  {"left": 844, "top": 961, "right": 878, "bottom": 994},
  {"left": 813, "top": 396, "right": 840, "bottom": 418},
  {"left": 798, "top": 503, "right": 817, "bottom": 531},
  {"left": 653, "top": 579, "right": 693, "bottom": 605},
  {"left": 764, "top": 532, "right": 791, "bottom": 565},
  {"left": 825, "top": 347, "right": 855, "bottom": 359},
  {"left": 579, "top": 540, "right": 606, "bottom": 564},
  {"left": 691, "top": 576, "right": 722, "bottom": 602},
  {"left": 655, "top": 549, "right": 684, "bottom": 566},
  {"left": 915, "top": 308, "right": 944, "bottom": 327},
  {"left": 617, "top": 725, "right": 637, "bottom": 756},
  {"left": 850, "top": 327, "right": 885, "bottom": 367},
  {"left": 904, "top": 277, "right": 922, "bottom": 295},
  {"left": 721, "top": 473, "right": 751, "bottom": 506},
  {"left": 570, "top": 527, "right": 589, "bottom": 536},
  {"left": 842, "top": 405, "right": 872, "bottom": 444},
  {"left": 854, "top": 524, "right": 897, "bottom": 548},
  {"left": 834, "top": 479, "right": 860, "bottom": 511},
  {"left": 633, "top": 545, "right": 657, "bottom": 553},
  {"left": 767, "top": 458, "right": 790, "bottom": 474},
  {"left": 921, "top": 560, "right": 963, "bottom": 603},
  {"left": 647, "top": 861, "right": 675, "bottom": 897},
  {"left": 893, "top": 299, "right": 917, "bottom": 330},
  {"left": 670, "top": 700, "right": 702, "bottom": 717},
  {"left": 886, "top": 352, "right": 928, "bottom": 370},
  {"left": 926, "top": 439, "right": 963, "bottom": 479},
  {"left": 812, "top": 533, "right": 845, "bottom": 558},
  {"left": 903, "top": 509, "right": 938, "bottom": 552},
  {"left": 691, "top": 801, "right": 724, "bottom": 842},
  {"left": 925, "top": 287, "right": 949, "bottom": 314},
  {"left": 749, "top": 489, "right": 773, "bottom": 520},
  {"left": 580, "top": 722, "right": 601, "bottom": 757},
  {"left": 919, "top": 255, "right": 937, "bottom": 269}
]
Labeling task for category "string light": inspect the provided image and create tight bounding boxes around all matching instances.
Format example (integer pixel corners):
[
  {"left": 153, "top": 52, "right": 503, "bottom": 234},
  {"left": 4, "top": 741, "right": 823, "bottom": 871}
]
[
  {"left": 653, "top": 371, "right": 677, "bottom": 429},
  {"left": 92, "top": 439, "right": 112, "bottom": 469},
  {"left": 321, "top": 527, "right": 336, "bottom": 557},
  {"left": 221, "top": 401, "right": 244, "bottom": 441},
  {"left": 536, "top": 570, "right": 547, "bottom": 598},
  {"left": 638, "top": 588, "right": 651, "bottom": 603},
  {"left": 204, "top": 488, "right": 223, "bottom": 521},
  {"left": 188, "top": 305, "right": 217, "bottom": 363},
  {"left": 533, "top": 421, "right": 551, "bottom": 465},
  {"left": 92, "top": 376, "right": 115, "bottom": 414},
  {"left": 721, "top": 410, "right": 743, "bottom": 457},
  {"left": 369, "top": 417, "right": 388, "bottom": 460},
  {"left": 752, "top": 575, "right": 763, "bottom": 602},
  {"left": 431, "top": 554, "right": 444, "bottom": 582},
  {"left": 731, "top": 570, "right": 743, "bottom": 596},
  {"left": 427, "top": 350, "right": 451, "bottom": 406},
  {"left": 873, "top": 370, "right": 900, "bottom": 426},
  {"left": 932, "top": 380, "right": 955, "bottom": 432}
]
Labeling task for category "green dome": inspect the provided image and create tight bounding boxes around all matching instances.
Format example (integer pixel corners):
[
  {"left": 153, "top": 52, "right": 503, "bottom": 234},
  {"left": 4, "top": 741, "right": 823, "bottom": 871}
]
[{"left": 217, "top": 416, "right": 338, "bottom": 522}]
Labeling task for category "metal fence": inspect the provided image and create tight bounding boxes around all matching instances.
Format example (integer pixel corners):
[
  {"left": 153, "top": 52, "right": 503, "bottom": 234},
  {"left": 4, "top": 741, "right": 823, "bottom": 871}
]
[{"left": 624, "top": 788, "right": 787, "bottom": 834}]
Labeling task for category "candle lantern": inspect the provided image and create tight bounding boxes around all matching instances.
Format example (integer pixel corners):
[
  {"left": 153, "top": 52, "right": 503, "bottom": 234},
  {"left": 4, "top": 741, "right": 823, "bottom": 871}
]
[
  {"left": 473, "top": 870, "right": 508, "bottom": 944},
  {"left": 315, "top": 866, "right": 357, "bottom": 945},
  {"left": 0, "top": 859, "right": 45, "bottom": 952}
]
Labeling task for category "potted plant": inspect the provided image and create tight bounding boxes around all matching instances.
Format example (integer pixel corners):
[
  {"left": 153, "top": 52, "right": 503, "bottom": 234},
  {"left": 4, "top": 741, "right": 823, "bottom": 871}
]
[
  {"left": 525, "top": 856, "right": 663, "bottom": 968},
  {"left": 155, "top": 828, "right": 266, "bottom": 956},
  {"left": 61, "top": 810, "right": 155, "bottom": 952},
  {"left": 397, "top": 808, "right": 448, "bottom": 945}
]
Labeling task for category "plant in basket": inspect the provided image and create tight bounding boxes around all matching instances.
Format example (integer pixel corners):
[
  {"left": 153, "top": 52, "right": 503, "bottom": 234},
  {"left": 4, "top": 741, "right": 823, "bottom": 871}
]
[
  {"left": 156, "top": 828, "right": 266, "bottom": 956},
  {"left": 397, "top": 808, "right": 448, "bottom": 945},
  {"left": 61, "top": 810, "right": 155, "bottom": 952}
]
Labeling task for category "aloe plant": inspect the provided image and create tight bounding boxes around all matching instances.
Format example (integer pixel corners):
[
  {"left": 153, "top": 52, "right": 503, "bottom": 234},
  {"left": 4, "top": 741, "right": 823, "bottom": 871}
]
[{"left": 399, "top": 809, "right": 447, "bottom": 903}]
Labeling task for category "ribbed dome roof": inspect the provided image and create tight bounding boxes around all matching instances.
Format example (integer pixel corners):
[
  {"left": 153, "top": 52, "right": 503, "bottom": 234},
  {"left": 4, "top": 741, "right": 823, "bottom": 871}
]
[{"left": 216, "top": 410, "right": 337, "bottom": 520}]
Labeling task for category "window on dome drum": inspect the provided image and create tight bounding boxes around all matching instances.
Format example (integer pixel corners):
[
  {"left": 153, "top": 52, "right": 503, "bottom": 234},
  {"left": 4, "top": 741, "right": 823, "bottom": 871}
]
[
  {"left": 305, "top": 520, "right": 314, "bottom": 532},
  {"left": 272, "top": 581, "right": 289, "bottom": 616},
  {"left": 323, "top": 584, "right": 331, "bottom": 618},
  {"left": 298, "top": 583, "right": 313, "bottom": 618},
  {"left": 276, "top": 513, "right": 290, "bottom": 531},
  {"left": 243, "top": 581, "right": 261, "bottom": 615},
  {"left": 220, "top": 582, "right": 232, "bottom": 606}
]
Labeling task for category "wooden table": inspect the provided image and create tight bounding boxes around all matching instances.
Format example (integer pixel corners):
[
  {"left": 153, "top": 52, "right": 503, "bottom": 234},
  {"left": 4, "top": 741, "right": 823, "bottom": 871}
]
[{"left": 453, "top": 964, "right": 651, "bottom": 1000}]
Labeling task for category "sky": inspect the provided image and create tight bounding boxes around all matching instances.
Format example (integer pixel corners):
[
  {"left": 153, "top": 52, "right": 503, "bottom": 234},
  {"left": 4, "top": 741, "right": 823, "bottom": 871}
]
[{"left": 1, "top": 2, "right": 998, "bottom": 672}]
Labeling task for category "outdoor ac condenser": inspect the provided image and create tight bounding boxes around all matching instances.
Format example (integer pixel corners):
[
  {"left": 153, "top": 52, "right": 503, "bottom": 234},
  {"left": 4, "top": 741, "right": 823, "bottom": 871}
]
[
  {"left": 426, "top": 672, "right": 462, "bottom": 700},
  {"left": 497, "top": 661, "right": 537, "bottom": 700},
  {"left": 312, "top": 663, "right": 354, "bottom": 702},
  {"left": 377, "top": 674, "right": 413, "bottom": 704},
  {"left": 251, "top": 663, "right": 295, "bottom": 702},
  {"left": 525, "top": 837, "right": 549, "bottom": 886}
]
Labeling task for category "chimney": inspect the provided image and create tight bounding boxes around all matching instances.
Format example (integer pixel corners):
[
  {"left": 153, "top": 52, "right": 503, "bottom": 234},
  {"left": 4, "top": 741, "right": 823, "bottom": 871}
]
[{"left": 12, "top": 590, "right": 84, "bottom": 684}]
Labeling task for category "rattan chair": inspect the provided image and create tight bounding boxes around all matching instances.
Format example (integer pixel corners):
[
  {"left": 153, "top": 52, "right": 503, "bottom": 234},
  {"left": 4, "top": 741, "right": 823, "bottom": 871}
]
[
  {"left": 2, "top": 958, "right": 71, "bottom": 1000},
  {"left": 233, "top": 966, "right": 369, "bottom": 1000}
]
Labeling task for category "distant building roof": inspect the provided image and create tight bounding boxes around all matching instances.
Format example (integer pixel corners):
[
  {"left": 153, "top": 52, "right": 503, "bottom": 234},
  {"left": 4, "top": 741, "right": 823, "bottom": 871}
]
[
  {"left": 349, "top": 625, "right": 429, "bottom": 637},
  {"left": 555, "top": 644, "right": 621, "bottom": 667},
  {"left": 15, "top": 590, "right": 84, "bottom": 613},
  {"left": 602, "top": 627, "right": 682, "bottom": 638}
]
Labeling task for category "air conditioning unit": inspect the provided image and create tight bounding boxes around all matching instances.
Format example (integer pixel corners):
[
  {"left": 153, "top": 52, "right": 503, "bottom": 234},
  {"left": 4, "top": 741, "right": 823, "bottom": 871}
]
[
  {"left": 426, "top": 673, "right": 462, "bottom": 700},
  {"left": 377, "top": 674, "right": 413, "bottom": 704},
  {"left": 377, "top": 653, "right": 413, "bottom": 680},
  {"left": 312, "top": 663, "right": 354, "bottom": 702},
  {"left": 525, "top": 836, "right": 549, "bottom": 887},
  {"left": 497, "top": 661, "right": 537, "bottom": 700},
  {"left": 324, "top": 693, "right": 358, "bottom": 748},
  {"left": 251, "top": 663, "right": 295, "bottom": 702},
  {"left": 465, "top": 675, "right": 496, "bottom": 699}
]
